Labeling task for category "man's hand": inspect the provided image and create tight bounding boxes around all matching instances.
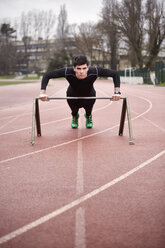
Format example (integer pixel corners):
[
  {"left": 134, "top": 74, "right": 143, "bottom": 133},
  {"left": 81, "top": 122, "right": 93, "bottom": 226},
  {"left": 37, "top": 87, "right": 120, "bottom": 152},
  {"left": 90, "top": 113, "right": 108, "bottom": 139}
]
[
  {"left": 39, "top": 90, "right": 49, "bottom": 101},
  {"left": 112, "top": 89, "right": 121, "bottom": 101},
  {"left": 112, "top": 93, "right": 121, "bottom": 101}
]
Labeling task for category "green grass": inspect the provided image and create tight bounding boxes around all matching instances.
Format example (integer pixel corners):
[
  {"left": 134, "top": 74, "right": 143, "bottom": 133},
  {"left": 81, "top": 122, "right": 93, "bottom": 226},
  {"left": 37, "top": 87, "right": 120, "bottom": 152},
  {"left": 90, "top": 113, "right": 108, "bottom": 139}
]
[
  {"left": 156, "top": 82, "right": 165, "bottom": 86},
  {"left": 0, "top": 81, "right": 38, "bottom": 86},
  {"left": 22, "top": 76, "right": 40, "bottom": 80},
  {"left": 0, "top": 75, "right": 15, "bottom": 79}
]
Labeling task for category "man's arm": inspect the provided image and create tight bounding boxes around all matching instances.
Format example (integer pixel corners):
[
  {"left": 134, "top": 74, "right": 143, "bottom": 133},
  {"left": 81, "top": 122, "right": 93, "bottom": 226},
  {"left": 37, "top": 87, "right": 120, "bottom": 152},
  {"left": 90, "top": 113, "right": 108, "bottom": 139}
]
[
  {"left": 40, "top": 68, "right": 66, "bottom": 101},
  {"left": 97, "top": 67, "right": 121, "bottom": 101}
]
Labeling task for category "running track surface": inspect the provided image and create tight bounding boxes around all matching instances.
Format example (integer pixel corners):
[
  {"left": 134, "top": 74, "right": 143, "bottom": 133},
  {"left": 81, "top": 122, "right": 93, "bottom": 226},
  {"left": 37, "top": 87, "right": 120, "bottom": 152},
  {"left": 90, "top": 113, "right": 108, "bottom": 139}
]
[{"left": 0, "top": 80, "right": 165, "bottom": 248}]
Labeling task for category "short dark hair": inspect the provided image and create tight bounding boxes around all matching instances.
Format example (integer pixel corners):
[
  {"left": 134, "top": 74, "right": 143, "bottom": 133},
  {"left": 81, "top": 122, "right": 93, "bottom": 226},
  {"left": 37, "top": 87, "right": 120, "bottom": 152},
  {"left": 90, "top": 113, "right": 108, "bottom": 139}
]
[{"left": 74, "top": 55, "right": 89, "bottom": 67}]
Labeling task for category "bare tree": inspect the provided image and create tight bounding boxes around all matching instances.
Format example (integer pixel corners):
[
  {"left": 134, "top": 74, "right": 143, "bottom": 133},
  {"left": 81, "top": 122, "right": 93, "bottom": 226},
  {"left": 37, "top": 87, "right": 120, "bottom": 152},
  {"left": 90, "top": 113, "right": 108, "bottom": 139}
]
[
  {"left": 73, "top": 22, "right": 100, "bottom": 64},
  {"left": 116, "top": 0, "right": 144, "bottom": 68},
  {"left": 42, "top": 10, "right": 56, "bottom": 40},
  {"left": 145, "top": 0, "right": 165, "bottom": 69},
  {"left": 0, "top": 23, "right": 16, "bottom": 75},
  {"left": 56, "top": 4, "right": 69, "bottom": 41},
  {"left": 19, "top": 12, "right": 32, "bottom": 72},
  {"left": 33, "top": 10, "right": 56, "bottom": 72},
  {"left": 99, "top": 0, "right": 120, "bottom": 69},
  {"left": 19, "top": 10, "right": 56, "bottom": 72},
  {"left": 48, "top": 4, "right": 71, "bottom": 68},
  {"left": 56, "top": 4, "right": 69, "bottom": 51}
]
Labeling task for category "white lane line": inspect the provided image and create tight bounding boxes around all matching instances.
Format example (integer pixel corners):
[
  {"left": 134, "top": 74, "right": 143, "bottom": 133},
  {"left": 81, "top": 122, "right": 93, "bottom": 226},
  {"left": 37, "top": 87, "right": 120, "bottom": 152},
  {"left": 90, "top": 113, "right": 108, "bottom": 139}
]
[
  {"left": 0, "top": 116, "right": 19, "bottom": 130},
  {"left": 133, "top": 110, "right": 165, "bottom": 133},
  {"left": 0, "top": 87, "right": 66, "bottom": 113},
  {"left": 0, "top": 104, "right": 65, "bottom": 118},
  {"left": 75, "top": 115, "right": 86, "bottom": 248},
  {"left": 0, "top": 116, "right": 71, "bottom": 136},
  {"left": 0, "top": 90, "right": 112, "bottom": 136},
  {"left": 131, "top": 96, "right": 152, "bottom": 120},
  {"left": 130, "top": 96, "right": 165, "bottom": 132},
  {"left": 76, "top": 140, "right": 84, "bottom": 195},
  {"left": 0, "top": 95, "right": 151, "bottom": 165},
  {"left": 75, "top": 207, "right": 86, "bottom": 248},
  {"left": 142, "top": 116, "right": 165, "bottom": 132},
  {"left": 0, "top": 99, "right": 65, "bottom": 121},
  {"left": 0, "top": 149, "right": 164, "bottom": 245},
  {"left": 0, "top": 123, "right": 119, "bottom": 165},
  {"left": 76, "top": 116, "right": 84, "bottom": 195},
  {"left": 131, "top": 95, "right": 165, "bottom": 132},
  {"left": 0, "top": 88, "right": 66, "bottom": 129}
]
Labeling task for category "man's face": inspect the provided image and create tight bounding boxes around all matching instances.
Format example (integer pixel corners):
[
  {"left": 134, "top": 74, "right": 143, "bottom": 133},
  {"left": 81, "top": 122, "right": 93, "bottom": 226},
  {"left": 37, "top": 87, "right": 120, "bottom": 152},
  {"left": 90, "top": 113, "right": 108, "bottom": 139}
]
[{"left": 74, "top": 64, "right": 88, "bottom": 79}]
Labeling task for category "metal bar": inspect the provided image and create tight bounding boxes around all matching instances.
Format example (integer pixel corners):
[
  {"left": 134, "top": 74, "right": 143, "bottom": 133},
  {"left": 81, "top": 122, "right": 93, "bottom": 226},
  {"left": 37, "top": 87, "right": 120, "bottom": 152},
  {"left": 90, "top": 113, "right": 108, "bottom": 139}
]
[
  {"left": 31, "top": 96, "right": 134, "bottom": 145},
  {"left": 125, "top": 97, "right": 134, "bottom": 145},
  {"left": 36, "top": 96, "right": 126, "bottom": 100},
  {"left": 31, "top": 98, "right": 36, "bottom": 145},
  {"left": 35, "top": 98, "right": 41, "bottom": 137},
  {"left": 119, "top": 98, "right": 126, "bottom": 136}
]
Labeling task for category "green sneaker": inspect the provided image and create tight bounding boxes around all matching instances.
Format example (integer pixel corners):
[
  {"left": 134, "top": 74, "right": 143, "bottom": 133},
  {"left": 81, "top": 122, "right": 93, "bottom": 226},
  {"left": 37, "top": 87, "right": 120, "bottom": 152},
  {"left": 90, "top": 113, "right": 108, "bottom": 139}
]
[
  {"left": 71, "top": 114, "right": 79, "bottom": 128},
  {"left": 84, "top": 113, "right": 93, "bottom": 128}
]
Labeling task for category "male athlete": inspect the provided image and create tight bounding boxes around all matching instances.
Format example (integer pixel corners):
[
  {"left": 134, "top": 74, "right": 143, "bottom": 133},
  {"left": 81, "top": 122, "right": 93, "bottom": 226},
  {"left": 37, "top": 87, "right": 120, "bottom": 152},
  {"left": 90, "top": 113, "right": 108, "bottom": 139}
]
[{"left": 40, "top": 55, "right": 121, "bottom": 128}]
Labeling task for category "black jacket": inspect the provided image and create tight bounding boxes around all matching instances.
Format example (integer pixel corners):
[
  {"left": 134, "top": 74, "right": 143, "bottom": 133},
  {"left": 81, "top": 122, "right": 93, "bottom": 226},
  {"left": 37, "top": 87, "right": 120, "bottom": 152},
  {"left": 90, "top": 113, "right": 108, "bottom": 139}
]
[{"left": 41, "top": 66, "right": 120, "bottom": 96}]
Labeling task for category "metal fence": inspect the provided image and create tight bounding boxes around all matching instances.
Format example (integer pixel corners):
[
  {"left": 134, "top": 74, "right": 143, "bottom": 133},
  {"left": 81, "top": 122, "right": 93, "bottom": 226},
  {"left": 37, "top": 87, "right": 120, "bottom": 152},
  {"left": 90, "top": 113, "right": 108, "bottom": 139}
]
[
  {"left": 155, "top": 61, "right": 165, "bottom": 84},
  {"left": 118, "top": 61, "right": 165, "bottom": 85}
]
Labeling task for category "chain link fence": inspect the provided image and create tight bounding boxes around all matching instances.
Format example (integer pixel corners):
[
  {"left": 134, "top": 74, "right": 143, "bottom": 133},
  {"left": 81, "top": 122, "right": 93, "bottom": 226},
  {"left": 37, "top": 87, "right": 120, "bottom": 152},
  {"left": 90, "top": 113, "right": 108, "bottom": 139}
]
[{"left": 118, "top": 61, "right": 165, "bottom": 85}]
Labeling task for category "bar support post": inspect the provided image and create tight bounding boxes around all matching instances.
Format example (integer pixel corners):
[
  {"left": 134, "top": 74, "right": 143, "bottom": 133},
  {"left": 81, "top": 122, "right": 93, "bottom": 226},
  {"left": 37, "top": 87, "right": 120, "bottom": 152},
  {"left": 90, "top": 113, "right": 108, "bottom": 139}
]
[
  {"left": 31, "top": 98, "right": 36, "bottom": 145},
  {"left": 119, "top": 97, "right": 134, "bottom": 145},
  {"left": 35, "top": 98, "right": 41, "bottom": 137},
  {"left": 125, "top": 97, "right": 134, "bottom": 145},
  {"left": 119, "top": 98, "right": 126, "bottom": 136},
  {"left": 31, "top": 98, "right": 41, "bottom": 145},
  {"left": 31, "top": 96, "right": 134, "bottom": 145}
]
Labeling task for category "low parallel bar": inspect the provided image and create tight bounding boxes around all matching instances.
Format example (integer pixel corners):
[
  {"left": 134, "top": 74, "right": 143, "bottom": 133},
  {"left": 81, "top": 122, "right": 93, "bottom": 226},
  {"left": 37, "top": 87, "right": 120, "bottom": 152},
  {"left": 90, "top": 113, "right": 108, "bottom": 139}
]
[
  {"left": 31, "top": 96, "right": 134, "bottom": 145},
  {"left": 36, "top": 96, "right": 125, "bottom": 100}
]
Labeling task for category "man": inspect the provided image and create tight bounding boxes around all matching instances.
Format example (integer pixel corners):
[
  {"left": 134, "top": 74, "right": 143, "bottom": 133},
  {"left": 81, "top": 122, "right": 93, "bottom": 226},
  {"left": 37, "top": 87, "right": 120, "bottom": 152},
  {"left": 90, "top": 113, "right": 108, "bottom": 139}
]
[{"left": 40, "top": 55, "right": 121, "bottom": 128}]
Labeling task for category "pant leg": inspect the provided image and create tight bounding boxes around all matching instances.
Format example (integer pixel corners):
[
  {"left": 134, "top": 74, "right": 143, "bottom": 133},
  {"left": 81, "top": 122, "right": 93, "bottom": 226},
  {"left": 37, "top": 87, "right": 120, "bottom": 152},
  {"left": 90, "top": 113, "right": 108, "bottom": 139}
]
[
  {"left": 83, "top": 99, "right": 96, "bottom": 116},
  {"left": 66, "top": 86, "right": 79, "bottom": 116},
  {"left": 67, "top": 99, "right": 79, "bottom": 116},
  {"left": 83, "top": 88, "right": 96, "bottom": 116},
  {"left": 66, "top": 86, "right": 96, "bottom": 116}
]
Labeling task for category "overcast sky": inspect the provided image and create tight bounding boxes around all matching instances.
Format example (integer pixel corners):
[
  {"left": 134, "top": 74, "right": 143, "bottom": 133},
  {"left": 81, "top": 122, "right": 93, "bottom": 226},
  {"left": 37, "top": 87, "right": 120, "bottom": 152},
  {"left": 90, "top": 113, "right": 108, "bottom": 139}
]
[{"left": 0, "top": 0, "right": 103, "bottom": 24}]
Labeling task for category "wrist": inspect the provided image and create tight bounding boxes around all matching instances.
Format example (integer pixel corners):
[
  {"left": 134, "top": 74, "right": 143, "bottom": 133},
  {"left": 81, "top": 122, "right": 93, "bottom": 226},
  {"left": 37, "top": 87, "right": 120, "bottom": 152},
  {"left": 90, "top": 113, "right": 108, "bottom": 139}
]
[
  {"left": 40, "top": 89, "right": 46, "bottom": 94},
  {"left": 114, "top": 90, "right": 121, "bottom": 95}
]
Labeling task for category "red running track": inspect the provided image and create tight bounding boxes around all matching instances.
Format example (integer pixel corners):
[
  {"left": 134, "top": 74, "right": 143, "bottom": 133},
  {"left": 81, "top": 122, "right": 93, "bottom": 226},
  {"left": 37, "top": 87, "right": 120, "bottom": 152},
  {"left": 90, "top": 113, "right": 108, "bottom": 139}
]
[{"left": 0, "top": 80, "right": 165, "bottom": 248}]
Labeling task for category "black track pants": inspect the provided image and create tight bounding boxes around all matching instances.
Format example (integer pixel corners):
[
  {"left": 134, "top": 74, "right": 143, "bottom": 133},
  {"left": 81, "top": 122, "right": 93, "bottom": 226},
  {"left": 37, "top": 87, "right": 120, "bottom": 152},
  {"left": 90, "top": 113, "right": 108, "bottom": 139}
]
[{"left": 66, "top": 87, "right": 96, "bottom": 116}]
